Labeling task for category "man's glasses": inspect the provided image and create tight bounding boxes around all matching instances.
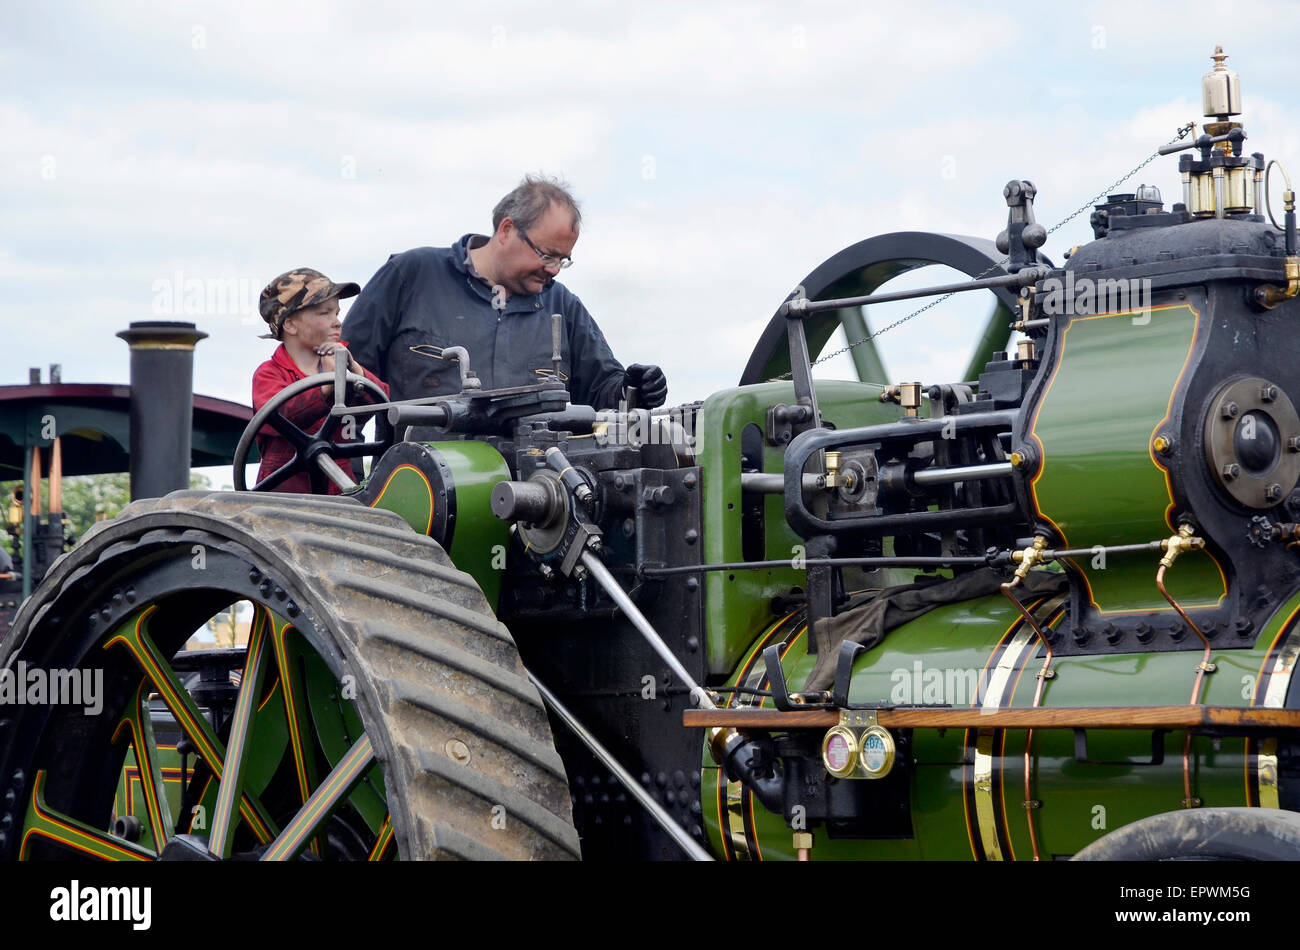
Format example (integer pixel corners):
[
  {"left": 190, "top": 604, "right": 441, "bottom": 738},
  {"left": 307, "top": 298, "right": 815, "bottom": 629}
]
[{"left": 518, "top": 228, "right": 573, "bottom": 270}]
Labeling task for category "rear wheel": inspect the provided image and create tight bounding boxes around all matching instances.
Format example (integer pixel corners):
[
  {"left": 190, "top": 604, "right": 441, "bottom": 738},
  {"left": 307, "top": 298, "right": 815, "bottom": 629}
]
[
  {"left": 0, "top": 491, "right": 579, "bottom": 861},
  {"left": 1072, "top": 807, "right": 1300, "bottom": 860}
]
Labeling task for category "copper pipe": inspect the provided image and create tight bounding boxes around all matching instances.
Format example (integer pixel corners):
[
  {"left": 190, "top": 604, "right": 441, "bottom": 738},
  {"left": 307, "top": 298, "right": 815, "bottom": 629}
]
[
  {"left": 1156, "top": 562, "right": 1213, "bottom": 809},
  {"left": 1001, "top": 574, "right": 1053, "bottom": 861},
  {"left": 48, "top": 437, "right": 62, "bottom": 515},
  {"left": 29, "top": 447, "right": 42, "bottom": 517}
]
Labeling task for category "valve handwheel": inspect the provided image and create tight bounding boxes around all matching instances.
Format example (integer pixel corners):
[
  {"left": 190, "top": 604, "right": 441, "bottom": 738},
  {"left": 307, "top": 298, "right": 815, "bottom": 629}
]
[{"left": 233, "top": 355, "right": 392, "bottom": 493}]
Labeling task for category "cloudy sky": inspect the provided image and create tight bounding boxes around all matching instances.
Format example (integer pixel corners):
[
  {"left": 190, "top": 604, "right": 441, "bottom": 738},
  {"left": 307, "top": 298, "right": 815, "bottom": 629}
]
[{"left": 5, "top": 1, "right": 1299, "bottom": 485}]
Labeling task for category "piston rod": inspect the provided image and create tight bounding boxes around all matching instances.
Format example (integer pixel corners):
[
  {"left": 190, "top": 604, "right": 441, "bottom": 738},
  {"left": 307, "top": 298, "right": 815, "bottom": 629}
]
[
  {"left": 912, "top": 461, "right": 1015, "bottom": 486},
  {"left": 579, "top": 550, "right": 716, "bottom": 711},
  {"left": 527, "top": 671, "right": 713, "bottom": 862}
]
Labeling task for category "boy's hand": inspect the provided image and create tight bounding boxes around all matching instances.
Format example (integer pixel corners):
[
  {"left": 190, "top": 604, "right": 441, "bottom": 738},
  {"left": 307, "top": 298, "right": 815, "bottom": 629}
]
[{"left": 315, "top": 342, "right": 368, "bottom": 377}]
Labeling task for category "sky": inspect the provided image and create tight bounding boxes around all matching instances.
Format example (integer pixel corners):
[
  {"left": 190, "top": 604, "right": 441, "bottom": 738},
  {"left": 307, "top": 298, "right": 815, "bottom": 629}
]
[{"left": 5, "top": 1, "right": 1300, "bottom": 486}]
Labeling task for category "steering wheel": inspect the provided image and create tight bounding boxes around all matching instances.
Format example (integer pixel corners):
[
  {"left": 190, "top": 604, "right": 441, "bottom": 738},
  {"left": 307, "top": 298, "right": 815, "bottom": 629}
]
[{"left": 233, "top": 359, "right": 392, "bottom": 493}]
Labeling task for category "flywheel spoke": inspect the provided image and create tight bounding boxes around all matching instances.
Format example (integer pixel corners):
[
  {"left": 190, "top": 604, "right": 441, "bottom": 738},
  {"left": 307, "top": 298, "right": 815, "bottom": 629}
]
[
  {"left": 260, "top": 735, "right": 374, "bottom": 861},
  {"left": 20, "top": 771, "right": 154, "bottom": 861},
  {"left": 103, "top": 605, "right": 279, "bottom": 844}
]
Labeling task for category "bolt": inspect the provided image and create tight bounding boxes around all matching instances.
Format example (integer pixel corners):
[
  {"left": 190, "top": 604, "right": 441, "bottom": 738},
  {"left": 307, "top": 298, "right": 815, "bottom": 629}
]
[
  {"left": 683, "top": 472, "right": 697, "bottom": 490},
  {"left": 683, "top": 529, "right": 699, "bottom": 545},
  {"left": 1221, "top": 401, "right": 1239, "bottom": 419},
  {"left": 1009, "top": 452, "right": 1025, "bottom": 468},
  {"left": 1153, "top": 436, "right": 1172, "bottom": 454},
  {"left": 575, "top": 484, "right": 594, "bottom": 504},
  {"left": 1222, "top": 463, "right": 1241, "bottom": 480},
  {"left": 1266, "top": 483, "right": 1283, "bottom": 503},
  {"left": 444, "top": 739, "right": 471, "bottom": 764},
  {"left": 538, "top": 563, "right": 554, "bottom": 579},
  {"left": 1135, "top": 622, "right": 1154, "bottom": 643},
  {"left": 1261, "top": 385, "right": 1278, "bottom": 402},
  {"left": 586, "top": 536, "right": 603, "bottom": 552},
  {"left": 1289, "top": 436, "right": 1300, "bottom": 453}
]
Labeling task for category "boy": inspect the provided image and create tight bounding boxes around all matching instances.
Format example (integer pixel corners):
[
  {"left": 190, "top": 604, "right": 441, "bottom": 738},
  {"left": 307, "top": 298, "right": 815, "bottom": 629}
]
[{"left": 252, "top": 267, "right": 389, "bottom": 493}]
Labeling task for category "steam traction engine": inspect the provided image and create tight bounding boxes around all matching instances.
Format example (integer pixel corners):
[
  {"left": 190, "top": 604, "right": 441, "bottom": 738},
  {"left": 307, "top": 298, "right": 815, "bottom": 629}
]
[{"left": 3, "top": 48, "right": 1300, "bottom": 861}]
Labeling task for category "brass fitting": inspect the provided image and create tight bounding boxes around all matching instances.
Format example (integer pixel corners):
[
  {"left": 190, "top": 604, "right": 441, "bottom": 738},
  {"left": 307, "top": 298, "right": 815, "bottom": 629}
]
[
  {"left": 707, "top": 726, "right": 740, "bottom": 767},
  {"left": 1254, "top": 256, "right": 1300, "bottom": 309},
  {"left": 899, "top": 382, "right": 923, "bottom": 418},
  {"left": 878, "top": 385, "right": 901, "bottom": 404},
  {"left": 1159, "top": 524, "right": 1205, "bottom": 569},
  {"left": 793, "top": 831, "right": 813, "bottom": 861},
  {"left": 823, "top": 451, "right": 842, "bottom": 488},
  {"left": 1011, "top": 535, "right": 1049, "bottom": 580}
]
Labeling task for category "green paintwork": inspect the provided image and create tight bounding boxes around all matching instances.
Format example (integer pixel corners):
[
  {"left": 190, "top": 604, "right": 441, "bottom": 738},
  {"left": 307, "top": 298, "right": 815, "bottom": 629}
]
[
  {"left": 702, "top": 583, "right": 1300, "bottom": 860},
  {"left": 435, "top": 441, "right": 511, "bottom": 608},
  {"left": 366, "top": 441, "right": 511, "bottom": 608},
  {"left": 694, "top": 381, "right": 904, "bottom": 675},
  {"left": 1027, "top": 301, "right": 1225, "bottom": 611}
]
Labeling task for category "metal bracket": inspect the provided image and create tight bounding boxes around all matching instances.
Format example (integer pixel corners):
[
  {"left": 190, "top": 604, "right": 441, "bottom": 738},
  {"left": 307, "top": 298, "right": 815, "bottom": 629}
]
[
  {"left": 763, "top": 644, "right": 793, "bottom": 711},
  {"left": 1073, "top": 728, "right": 1167, "bottom": 766},
  {"left": 832, "top": 641, "right": 867, "bottom": 708}
]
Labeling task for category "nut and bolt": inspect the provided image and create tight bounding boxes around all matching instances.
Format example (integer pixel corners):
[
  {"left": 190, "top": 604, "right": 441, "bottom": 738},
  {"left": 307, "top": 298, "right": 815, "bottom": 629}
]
[
  {"left": 1265, "top": 483, "right": 1284, "bottom": 502},
  {"left": 1220, "top": 401, "right": 1240, "bottom": 419},
  {"left": 1222, "top": 463, "right": 1241, "bottom": 480},
  {"left": 1153, "top": 436, "right": 1172, "bottom": 454},
  {"left": 1261, "top": 385, "right": 1278, "bottom": 402}
]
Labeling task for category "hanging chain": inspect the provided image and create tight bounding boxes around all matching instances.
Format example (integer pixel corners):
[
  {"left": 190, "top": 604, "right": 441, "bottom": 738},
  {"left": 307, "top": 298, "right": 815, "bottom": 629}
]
[{"left": 775, "top": 123, "right": 1197, "bottom": 379}]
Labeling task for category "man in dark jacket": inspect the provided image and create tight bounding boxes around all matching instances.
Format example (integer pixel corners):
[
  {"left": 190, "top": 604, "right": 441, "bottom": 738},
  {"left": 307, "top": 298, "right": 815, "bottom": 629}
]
[{"left": 342, "top": 175, "right": 667, "bottom": 409}]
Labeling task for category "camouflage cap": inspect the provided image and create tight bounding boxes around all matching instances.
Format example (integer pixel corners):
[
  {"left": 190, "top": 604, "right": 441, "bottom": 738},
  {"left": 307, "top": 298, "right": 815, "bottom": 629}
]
[{"left": 258, "top": 268, "right": 360, "bottom": 340}]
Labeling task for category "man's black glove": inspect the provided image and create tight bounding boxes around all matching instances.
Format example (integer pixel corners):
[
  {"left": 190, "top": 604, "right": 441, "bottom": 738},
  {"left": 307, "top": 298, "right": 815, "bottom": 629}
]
[{"left": 623, "top": 363, "right": 668, "bottom": 408}]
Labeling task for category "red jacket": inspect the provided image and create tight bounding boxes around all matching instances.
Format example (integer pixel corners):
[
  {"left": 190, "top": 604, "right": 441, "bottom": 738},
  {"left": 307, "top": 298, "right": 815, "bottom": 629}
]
[{"left": 251, "top": 344, "right": 390, "bottom": 493}]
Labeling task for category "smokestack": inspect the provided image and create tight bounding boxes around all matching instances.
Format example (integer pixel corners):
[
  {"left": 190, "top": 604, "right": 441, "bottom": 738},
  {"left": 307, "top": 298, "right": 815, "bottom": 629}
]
[{"left": 116, "top": 322, "right": 208, "bottom": 501}]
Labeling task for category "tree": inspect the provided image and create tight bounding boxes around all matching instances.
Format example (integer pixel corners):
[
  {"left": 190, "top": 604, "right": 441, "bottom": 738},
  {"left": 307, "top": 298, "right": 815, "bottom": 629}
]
[{"left": 1, "top": 471, "right": 212, "bottom": 553}]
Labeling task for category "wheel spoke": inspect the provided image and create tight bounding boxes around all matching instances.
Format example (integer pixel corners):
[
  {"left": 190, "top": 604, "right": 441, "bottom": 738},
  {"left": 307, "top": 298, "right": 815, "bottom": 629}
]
[
  {"left": 266, "top": 411, "right": 313, "bottom": 449},
  {"left": 330, "top": 440, "right": 389, "bottom": 459},
  {"left": 269, "top": 614, "right": 323, "bottom": 853},
  {"left": 256, "top": 457, "right": 308, "bottom": 492},
  {"left": 103, "top": 606, "right": 279, "bottom": 844},
  {"left": 207, "top": 605, "right": 275, "bottom": 857},
  {"left": 260, "top": 735, "right": 374, "bottom": 861},
  {"left": 110, "top": 681, "right": 174, "bottom": 854},
  {"left": 20, "top": 771, "right": 154, "bottom": 861},
  {"left": 367, "top": 814, "right": 396, "bottom": 861}
]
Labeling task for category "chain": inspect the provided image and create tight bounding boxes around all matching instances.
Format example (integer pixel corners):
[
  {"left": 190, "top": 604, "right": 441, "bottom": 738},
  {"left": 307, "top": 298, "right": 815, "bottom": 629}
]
[{"left": 776, "top": 123, "right": 1197, "bottom": 379}]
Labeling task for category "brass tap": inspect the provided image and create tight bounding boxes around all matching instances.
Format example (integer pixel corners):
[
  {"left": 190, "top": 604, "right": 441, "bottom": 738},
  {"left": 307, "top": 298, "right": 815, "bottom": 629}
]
[
  {"left": 1011, "top": 535, "right": 1049, "bottom": 580},
  {"left": 1160, "top": 524, "right": 1205, "bottom": 569}
]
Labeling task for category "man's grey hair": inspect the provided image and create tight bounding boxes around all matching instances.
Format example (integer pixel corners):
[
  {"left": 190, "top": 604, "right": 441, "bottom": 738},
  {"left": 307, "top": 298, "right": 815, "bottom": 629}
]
[{"left": 492, "top": 174, "right": 582, "bottom": 234}]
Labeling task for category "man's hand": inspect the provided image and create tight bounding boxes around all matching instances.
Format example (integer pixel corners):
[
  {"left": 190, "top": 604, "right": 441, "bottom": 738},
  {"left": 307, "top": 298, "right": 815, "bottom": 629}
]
[{"left": 623, "top": 363, "right": 668, "bottom": 409}]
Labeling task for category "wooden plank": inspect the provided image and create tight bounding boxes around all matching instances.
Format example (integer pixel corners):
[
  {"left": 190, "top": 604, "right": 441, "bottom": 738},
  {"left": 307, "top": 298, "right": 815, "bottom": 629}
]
[{"left": 683, "top": 706, "right": 1300, "bottom": 730}]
